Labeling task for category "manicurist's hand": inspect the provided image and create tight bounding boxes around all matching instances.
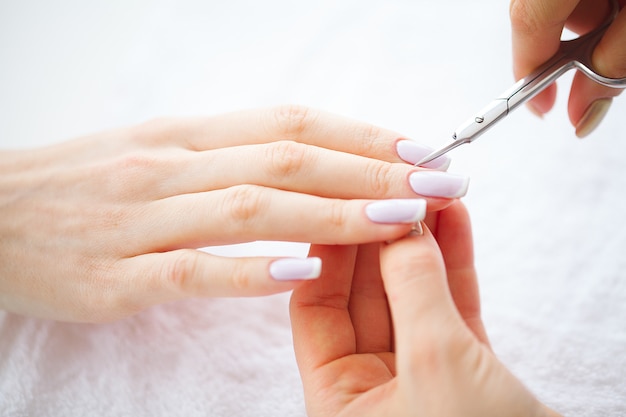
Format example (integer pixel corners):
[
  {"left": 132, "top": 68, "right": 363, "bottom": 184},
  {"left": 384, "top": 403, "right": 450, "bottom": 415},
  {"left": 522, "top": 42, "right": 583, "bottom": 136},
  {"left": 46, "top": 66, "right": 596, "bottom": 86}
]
[
  {"left": 510, "top": 0, "right": 626, "bottom": 137},
  {"left": 290, "top": 201, "right": 562, "bottom": 417},
  {"left": 0, "top": 106, "right": 466, "bottom": 322}
]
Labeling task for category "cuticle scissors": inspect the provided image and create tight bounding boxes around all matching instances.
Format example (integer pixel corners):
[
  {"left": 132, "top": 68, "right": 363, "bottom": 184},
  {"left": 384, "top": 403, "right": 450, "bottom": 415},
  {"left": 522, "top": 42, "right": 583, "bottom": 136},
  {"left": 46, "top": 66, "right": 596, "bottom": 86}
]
[{"left": 416, "top": 0, "right": 626, "bottom": 167}]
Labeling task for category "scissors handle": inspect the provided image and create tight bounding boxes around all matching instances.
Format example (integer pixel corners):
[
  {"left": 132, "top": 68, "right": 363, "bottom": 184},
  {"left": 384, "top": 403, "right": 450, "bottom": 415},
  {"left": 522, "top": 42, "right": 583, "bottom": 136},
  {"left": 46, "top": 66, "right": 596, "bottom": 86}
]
[{"left": 506, "top": 0, "right": 626, "bottom": 110}]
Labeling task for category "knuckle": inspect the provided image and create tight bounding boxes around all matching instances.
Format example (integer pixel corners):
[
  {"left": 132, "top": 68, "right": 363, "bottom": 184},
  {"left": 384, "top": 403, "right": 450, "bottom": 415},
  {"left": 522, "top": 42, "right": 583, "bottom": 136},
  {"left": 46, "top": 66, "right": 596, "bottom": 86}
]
[
  {"left": 161, "top": 249, "right": 200, "bottom": 293},
  {"left": 594, "top": 42, "right": 626, "bottom": 78},
  {"left": 132, "top": 117, "right": 177, "bottom": 142},
  {"left": 364, "top": 160, "right": 395, "bottom": 196},
  {"left": 509, "top": 0, "right": 553, "bottom": 35},
  {"left": 353, "top": 123, "right": 388, "bottom": 157},
  {"left": 99, "top": 153, "right": 167, "bottom": 199},
  {"left": 264, "top": 140, "right": 309, "bottom": 178},
  {"left": 223, "top": 185, "right": 267, "bottom": 226},
  {"left": 230, "top": 261, "right": 252, "bottom": 292},
  {"left": 270, "top": 104, "right": 314, "bottom": 140},
  {"left": 115, "top": 152, "right": 162, "bottom": 172},
  {"left": 323, "top": 200, "right": 349, "bottom": 231},
  {"left": 291, "top": 291, "right": 349, "bottom": 311},
  {"left": 509, "top": 0, "right": 534, "bottom": 33}
]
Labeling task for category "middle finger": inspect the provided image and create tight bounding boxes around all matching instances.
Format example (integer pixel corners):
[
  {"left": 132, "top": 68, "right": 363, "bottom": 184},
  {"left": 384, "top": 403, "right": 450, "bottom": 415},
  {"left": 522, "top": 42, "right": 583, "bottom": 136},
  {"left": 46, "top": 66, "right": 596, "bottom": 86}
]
[
  {"left": 156, "top": 141, "right": 469, "bottom": 206},
  {"left": 129, "top": 186, "right": 430, "bottom": 254}
]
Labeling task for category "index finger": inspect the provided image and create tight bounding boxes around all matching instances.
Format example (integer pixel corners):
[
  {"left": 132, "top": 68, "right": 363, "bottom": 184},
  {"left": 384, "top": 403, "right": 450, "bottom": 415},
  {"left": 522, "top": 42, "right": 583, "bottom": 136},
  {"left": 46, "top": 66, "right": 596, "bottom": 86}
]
[{"left": 137, "top": 105, "right": 451, "bottom": 169}]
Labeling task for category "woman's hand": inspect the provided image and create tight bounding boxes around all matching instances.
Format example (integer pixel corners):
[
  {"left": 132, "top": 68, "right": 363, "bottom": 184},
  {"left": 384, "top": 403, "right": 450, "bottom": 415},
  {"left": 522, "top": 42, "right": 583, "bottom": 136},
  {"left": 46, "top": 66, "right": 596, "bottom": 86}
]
[
  {"left": 510, "top": 0, "right": 626, "bottom": 137},
  {"left": 290, "top": 201, "right": 562, "bottom": 417},
  {"left": 0, "top": 106, "right": 465, "bottom": 322}
]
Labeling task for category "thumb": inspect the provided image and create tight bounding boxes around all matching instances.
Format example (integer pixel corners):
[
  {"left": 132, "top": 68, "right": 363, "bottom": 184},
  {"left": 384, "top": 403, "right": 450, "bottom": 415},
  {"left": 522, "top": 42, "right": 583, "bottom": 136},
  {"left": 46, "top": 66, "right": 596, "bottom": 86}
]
[
  {"left": 380, "top": 225, "right": 459, "bottom": 346},
  {"left": 569, "top": 6, "right": 626, "bottom": 137}
]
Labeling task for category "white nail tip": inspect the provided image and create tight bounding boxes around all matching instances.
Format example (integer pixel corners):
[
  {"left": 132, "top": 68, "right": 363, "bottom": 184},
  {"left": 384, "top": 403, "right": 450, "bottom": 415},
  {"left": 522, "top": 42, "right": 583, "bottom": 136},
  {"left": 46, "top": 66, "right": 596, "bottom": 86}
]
[
  {"left": 270, "top": 257, "right": 322, "bottom": 281},
  {"left": 396, "top": 139, "right": 451, "bottom": 170},
  {"left": 365, "top": 199, "right": 427, "bottom": 224},
  {"left": 409, "top": 171, "right": 470, "bottom": 198}
]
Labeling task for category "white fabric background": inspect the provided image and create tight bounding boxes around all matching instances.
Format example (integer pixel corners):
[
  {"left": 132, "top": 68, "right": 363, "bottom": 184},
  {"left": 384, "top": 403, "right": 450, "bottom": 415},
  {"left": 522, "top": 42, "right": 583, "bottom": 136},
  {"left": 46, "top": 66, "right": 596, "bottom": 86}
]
[{"left": 1, "top": 1, "right": 625, "bottom": 416}]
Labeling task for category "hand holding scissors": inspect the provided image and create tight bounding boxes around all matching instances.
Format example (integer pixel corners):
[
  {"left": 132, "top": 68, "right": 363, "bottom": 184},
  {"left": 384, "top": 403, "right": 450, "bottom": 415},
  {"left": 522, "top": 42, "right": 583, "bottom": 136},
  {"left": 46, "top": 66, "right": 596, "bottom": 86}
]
[
  {"left": 418, "top": 0, "right": 626, "bottom": 166},
  {"left": 511, "top": 0, "right": 626, "bottom": 136}
]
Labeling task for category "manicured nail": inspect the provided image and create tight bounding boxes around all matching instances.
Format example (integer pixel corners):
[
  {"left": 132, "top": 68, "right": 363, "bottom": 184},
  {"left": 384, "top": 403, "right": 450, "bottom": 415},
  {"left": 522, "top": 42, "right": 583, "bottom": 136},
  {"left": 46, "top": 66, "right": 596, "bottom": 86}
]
[
  {"left": 270, "top": 258, "right": 322, "bottom": 281},
  {"left": 365, "top": 199, "right": 427, "bottom": 224},
  {"left": 576, "top": 98, "right": 612, "bottom": 138},
  {"left": 409, "top": 171, "right": 469, "bottom": 198},
  {"left": 396, "top": 139, "right": 451, "bottom": 170}
]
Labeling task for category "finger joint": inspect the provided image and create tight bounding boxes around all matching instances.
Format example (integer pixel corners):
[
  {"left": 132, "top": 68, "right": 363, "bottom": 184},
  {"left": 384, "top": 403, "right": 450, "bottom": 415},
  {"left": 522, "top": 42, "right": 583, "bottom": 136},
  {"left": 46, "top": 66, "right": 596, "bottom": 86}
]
[
  {"left": 270, "top": 105, "right": 315, "bottom": 140},
  {"left": 264, "top": 140, "right": 310, "bottom": 179},
  {"left": 364, "top": 160, "right": 395, "bottom": 196},
  {"left": 222, "top": 185, "right": 268, "bottom": 229}
]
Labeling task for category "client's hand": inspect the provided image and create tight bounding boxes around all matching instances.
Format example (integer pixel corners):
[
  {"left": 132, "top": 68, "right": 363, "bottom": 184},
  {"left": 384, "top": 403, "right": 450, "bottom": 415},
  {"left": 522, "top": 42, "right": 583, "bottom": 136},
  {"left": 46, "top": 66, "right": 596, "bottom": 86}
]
[
  {"left": 0, "top": 106, "right": 464, "bottom": 322},
  {"left": 290, "top": 201, "right": 562, "bottom": 417}
]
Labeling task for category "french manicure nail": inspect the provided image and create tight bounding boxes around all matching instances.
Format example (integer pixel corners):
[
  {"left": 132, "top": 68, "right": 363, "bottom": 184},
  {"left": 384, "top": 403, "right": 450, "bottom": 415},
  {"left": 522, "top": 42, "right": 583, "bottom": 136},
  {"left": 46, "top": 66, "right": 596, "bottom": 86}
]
[
  {"left": 575, "top": 98, "right": 612, "bottom": 138},
  {"left": 396, "top": 139, "right": 451, "bottom": 170},
  {"left": 270, "top": 258, "right": 322, "bottom": 281},
  {"left": 365, "top": 199, "right": 427, "bottom": 224},
  {"left": 409, "top": 171, "right": 469, "bottom": 198}
]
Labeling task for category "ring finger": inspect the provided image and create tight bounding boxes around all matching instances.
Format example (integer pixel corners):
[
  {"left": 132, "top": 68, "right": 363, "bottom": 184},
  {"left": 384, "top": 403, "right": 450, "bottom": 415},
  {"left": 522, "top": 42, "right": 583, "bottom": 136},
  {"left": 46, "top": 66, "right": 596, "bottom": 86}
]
[{"left": 129, "top": 186, "right": 431, "bottom": 254}]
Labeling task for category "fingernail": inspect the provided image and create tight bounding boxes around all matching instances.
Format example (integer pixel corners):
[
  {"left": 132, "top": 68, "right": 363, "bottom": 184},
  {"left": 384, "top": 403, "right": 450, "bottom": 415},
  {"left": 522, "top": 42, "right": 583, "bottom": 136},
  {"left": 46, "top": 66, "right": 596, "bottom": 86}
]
[
  {"left": 396, "top": 139, "right": 451, "bottom": 170},
  {"left": 365, "top": 199, "right": 427, "bottom": 224},
  {"left": 409, "top": 171, "right": 469, "bottom": 198},
  {"left": 270, "top": 258, "right": 322, "bottom": 281},
  {"left": 575, "top": 98, "right": 612, "bottom": 138}
]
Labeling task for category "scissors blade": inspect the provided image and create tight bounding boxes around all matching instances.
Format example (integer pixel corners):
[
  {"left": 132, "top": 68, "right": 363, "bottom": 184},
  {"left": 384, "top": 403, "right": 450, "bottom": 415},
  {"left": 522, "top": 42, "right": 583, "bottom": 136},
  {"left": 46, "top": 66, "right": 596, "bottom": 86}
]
[{"left": 415, "top": 138, "right": 470, "bottom": 167}]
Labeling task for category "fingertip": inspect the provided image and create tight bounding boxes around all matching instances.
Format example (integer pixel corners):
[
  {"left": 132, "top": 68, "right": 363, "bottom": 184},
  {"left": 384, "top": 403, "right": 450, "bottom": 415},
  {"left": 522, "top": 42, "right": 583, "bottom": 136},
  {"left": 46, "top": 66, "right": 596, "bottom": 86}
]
[
  {"left": 575, "top": 98, "right": 613, "bottom": 138},
  {"left": 527, "top": 85, "right": 557, "bottom": 118},
  {"left": 568, "top": 73, "right": 621, "bottom": 136}
]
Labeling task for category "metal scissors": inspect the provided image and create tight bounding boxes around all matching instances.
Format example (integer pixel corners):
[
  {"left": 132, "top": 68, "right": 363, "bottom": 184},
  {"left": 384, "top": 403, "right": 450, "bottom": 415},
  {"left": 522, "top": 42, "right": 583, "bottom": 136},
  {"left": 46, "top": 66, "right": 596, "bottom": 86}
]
[{"left": 416, "top": 0, "right": 626, "bottom": 167}]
